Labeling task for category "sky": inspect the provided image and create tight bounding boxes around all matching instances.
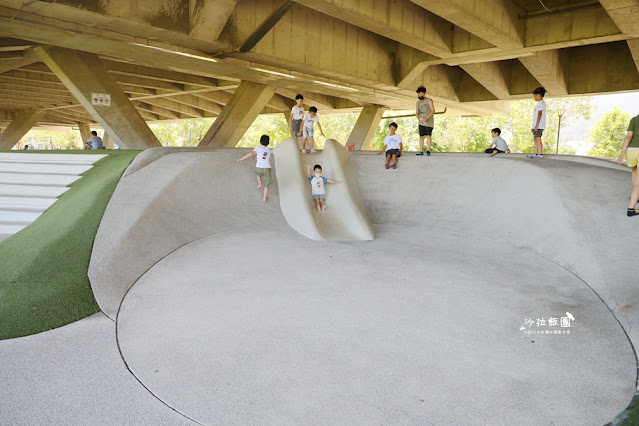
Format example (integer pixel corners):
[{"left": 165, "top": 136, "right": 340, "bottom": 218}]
[
  {"left": 560, "top": 92, "right": 637, "bottom": 141},
  {"left": 590, "top": 92, "right": 637, "bottom": 120}
]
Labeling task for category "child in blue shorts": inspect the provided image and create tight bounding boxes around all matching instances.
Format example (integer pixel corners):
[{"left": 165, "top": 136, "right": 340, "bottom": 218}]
[{"left": 306, "top": 164, "right": 342, "bottom": 211}]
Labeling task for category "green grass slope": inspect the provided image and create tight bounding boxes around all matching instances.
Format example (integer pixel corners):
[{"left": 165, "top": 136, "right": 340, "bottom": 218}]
[{"left": 0, "top": 150, "right": 140, "bottom": 339}]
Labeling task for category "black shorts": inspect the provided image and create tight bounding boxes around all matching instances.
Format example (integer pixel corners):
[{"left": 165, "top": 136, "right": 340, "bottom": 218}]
[
  {"left": 292, "top": 119, "right": 302, "bottom": 136},
  {"left": 386, "top": 149, "right": 400, "bottom": 156},
  {"left": 419, "top": 125, "right": 433, "bottom": 137},
  {"left": 485, "top": 148, "right": 505, "bottom": 154}
]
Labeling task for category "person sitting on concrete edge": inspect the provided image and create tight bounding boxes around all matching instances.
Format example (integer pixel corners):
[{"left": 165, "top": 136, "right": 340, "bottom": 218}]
[
  {"left": 306, "top": 164, "right": 342, "bottom": 211},
  {"left": 84, "top": 130, "right": 104, "bottom": 150},
  {"left": 617, "top": 113, "right": 639, "bottom": 217},
  {"left": 300, "top": 106, "right": 324, "bottom": 154},
  {"left": 415, "top": 85, "right": 434, "bottom": 156},
  {"left": 237, "top": 134, "right": 272, "bottom": 203},
  {"left": 485, "top": 128, "right": 511, "bottom": 157},
  {"left": 527, "top": 86, "right": 546, "bottom": 159},
  {"left": 377, "top": 121, "right": 403, "bottom": 169},
  {"left": 289, "top": 94, "right": 305, "bottom": 150}
]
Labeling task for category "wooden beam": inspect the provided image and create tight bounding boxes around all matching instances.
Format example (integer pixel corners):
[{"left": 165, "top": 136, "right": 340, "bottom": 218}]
[
  {"left": 0, "top": 108, "right": 46, "bottom": 150},
  {"left": 395, "top": 44, "right": 432, "bottom": 88},
  {"left": 0, "top": 38, "right": 34, "bottom": 51},
  {"left": 295, "top": 0, "right": 452, "bottom": 57},
  {"left": 112, "top": 74, "right": 184, "bottom": 91},
  {"left": 142, "top": 97, "right": 204, "bottom": 118},
  {"left": 35, "top": 46, "right": 161, "bottom": 149},
  {"left": 519, "top": 50, "right": 568, "bottom": 96},
  {"left": 193, "top": 90, "right": 234, "bottom": 106},
  {"left": 627, "top": 38, "right": 639, "bottom": 73},
  {"left": 199, "top": 81, "right": 276, "bottom": 147},
  {"left": 266, "top": 93, "right": 292, "bottom": 111},
  {"left": 78, "top": 123, "right": 91, "bottom": 141},
  {"left": 346, "top": 106, "right": 387, "bottom": 150},
  {"left": 0, "top": 48, "right": 39, "bottom": 74},
  {"left": 170, "top": 94, "right": 223, "bottom": 114},
  {"left": 133, "top": 101, "right": 180, "bottom": 120},
  {"left": 276, "top": 89, "right": 335, "bottom": 110},
  {"left": 189, "top": 0, "right": 238, "bottom": 42},
  {"left": 461, "top": 61, "right": 512, "bottom": 99},
  {"left": 599, "top": 0, "right": 639, "bottom": 35},
  {"left": 567, "top": 41, "right": 639, "bottom": 94},
  {"left": 102, "top": 59, "right": 227, "bottom": 87},
  {"left": 239, "top": 0, "right": 294, "bottom": 53},
  {"left": 409, "top": 0, "right": 524, "bottom": 49}
]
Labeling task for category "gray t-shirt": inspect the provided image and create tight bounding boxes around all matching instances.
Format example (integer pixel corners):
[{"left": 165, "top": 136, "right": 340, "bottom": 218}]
[
  {"left": 87, "top": 136, "right": 103, "bottom": 150},
  {"left": 416, "top": 99, "right": 434, "bottom": 127},
  {"left": 493, "top": 136, "right": 508, "bottom": 151}
]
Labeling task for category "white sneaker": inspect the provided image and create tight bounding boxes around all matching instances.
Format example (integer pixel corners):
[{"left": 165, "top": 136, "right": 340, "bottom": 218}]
[
  {"left": 536, "top": 154, "right": 544, "bottom": 159},
  {"left": 310, "top": 148, "right": 316, "bottom": 154},
  {"left": 301, "top": 148, "right": 306, "bottom": 154}
]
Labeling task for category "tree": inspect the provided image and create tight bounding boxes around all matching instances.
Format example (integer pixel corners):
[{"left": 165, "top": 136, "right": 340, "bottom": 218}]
[
  {"left": 149, "top": 118, "right": 214, "bottom": 147},
  {"left": 19, "top": 129, "right": 83, "bottom": 150},
  {"left": 587, "top": 107, "right": 631, "bottom": 158},
  {"left": 237, "top": 114, "right": 290, "bottom": 147}
]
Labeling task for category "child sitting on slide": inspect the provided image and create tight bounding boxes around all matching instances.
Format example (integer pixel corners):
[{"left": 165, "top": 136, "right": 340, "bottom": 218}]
[
  {"left": 306, "top": 164, "right": 342, "bottom": 211},
  {"left": 377, "top": 122, "right": 403, "bottom": 169}
]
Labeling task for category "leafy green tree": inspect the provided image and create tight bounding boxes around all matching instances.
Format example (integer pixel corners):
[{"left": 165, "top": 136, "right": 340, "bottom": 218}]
[
  {"left": 19, "top": 129, "right": 83, "bottom": 150},
  {"left": 237, "top": 114, "right": 290, "bottom": 148},
  {"left": 149, "top": 118, "right": 214, "bottom": 147},
  {"left": 587, "top": 107, "right": 631, "bottom": 158}
]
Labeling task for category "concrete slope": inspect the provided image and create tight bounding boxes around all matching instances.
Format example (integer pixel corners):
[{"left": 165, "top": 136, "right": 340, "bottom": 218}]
[
  {"left": 85, "top": 150, "right": 637, "bottom": 424},
  {"left": 353, "top": 153, "right": 639, "bottom": 357},
  {"left": 273, "top": 138, "right": 374, "bottom": 241},
  {"left": 88, "top": 149, "right": 286, "bottom": 319}
]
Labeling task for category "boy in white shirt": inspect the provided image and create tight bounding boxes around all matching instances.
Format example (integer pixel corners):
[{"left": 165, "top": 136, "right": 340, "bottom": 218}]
[
  {"left": 484, "top": 128, "right": 511, "bottom": 157},
  {"left": 377, "top": 122, "right": 403, "bottom": 169},
  {"left": 527, "top": 86, "right": 546, "bottom": 159},
  {"left": 237, "top": 135, "right": 272, "bottom": 202},
  {"left": 300, "top": 106, "right": 325, "bottom": 154},
  {"left": 289, "top": 94, "right": 304, "bottom": 149},
  {"left": 306, "top": 164, "right": 342, "bottom": 211}
]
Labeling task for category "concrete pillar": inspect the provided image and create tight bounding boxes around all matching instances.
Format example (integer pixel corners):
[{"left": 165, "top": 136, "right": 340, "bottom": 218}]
[
  {"left": 103, "top": 132, "right": 115, "bottom": 149},
  {"left": 0, "top": 109, "right": 46, "bottom": 150},
  {"left": 199, "top": 81, "right": 276, "bottom": 147},
  {"left": 77, "top": 123, "right": 91, "bottom": 142},
  {"left": 346, "top": 106, "right": 386, "bottom": 150},
  {"left": 34, "top": 46, "right": 161, "bottom": 150}
]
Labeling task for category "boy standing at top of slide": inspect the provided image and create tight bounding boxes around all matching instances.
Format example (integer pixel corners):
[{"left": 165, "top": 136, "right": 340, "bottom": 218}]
[
  {"left": 527, "top": 87, "right": 547, "bottom": 159},
  {"left": 289, "top": 94, "right": 304, "bottom": 149},
  {"left": 300, "top": 107, "right": 325, "bottom": 154},
  {"left": 415, "top": 86, "right": 435, "bottom": 156}
]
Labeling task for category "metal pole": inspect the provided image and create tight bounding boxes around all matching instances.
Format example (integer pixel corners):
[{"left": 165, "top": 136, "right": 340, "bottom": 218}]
[{"left": 556, "top": 113, "right": 563, "bottom": 155}]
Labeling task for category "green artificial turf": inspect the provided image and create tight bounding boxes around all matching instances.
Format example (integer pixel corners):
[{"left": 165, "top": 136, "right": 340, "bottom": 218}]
[
  {"left": 622, "top": 395, "right": 639, "bottom": 425},
  {"left": 0, "top": 150, "right": 140, "bottom": 339}
]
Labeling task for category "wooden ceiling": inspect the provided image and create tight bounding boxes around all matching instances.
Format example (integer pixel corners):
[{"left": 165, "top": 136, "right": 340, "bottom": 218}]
[{"left": 0, "top": 0, "right": 636, "bottom": 127}]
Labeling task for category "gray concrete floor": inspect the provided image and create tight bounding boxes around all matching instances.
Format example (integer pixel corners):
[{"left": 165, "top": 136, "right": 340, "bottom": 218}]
[
  {"left": 0, "top": 313, "right": 191, "bottom": 425},
  {"left": 116, "top": 225, "right": 634, "bottom": 425}
]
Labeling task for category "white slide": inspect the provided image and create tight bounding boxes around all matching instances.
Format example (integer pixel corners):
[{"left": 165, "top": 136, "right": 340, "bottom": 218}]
[{"left": 273, "top": 138, "right": 374, "bottom": 241}]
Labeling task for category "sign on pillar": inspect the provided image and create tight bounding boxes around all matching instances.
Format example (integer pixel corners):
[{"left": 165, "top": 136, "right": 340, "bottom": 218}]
[{"left": 91, "top": 93, "right": 111, "bottom": 107}]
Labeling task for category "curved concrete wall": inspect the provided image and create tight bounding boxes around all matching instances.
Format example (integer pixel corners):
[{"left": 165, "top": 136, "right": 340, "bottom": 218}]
[
  {"left": 89, "top": 149, "right": 639, "bottom": 364},
  {"left": 88, "top": 149, "right": 285, "bottom": 318}
]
